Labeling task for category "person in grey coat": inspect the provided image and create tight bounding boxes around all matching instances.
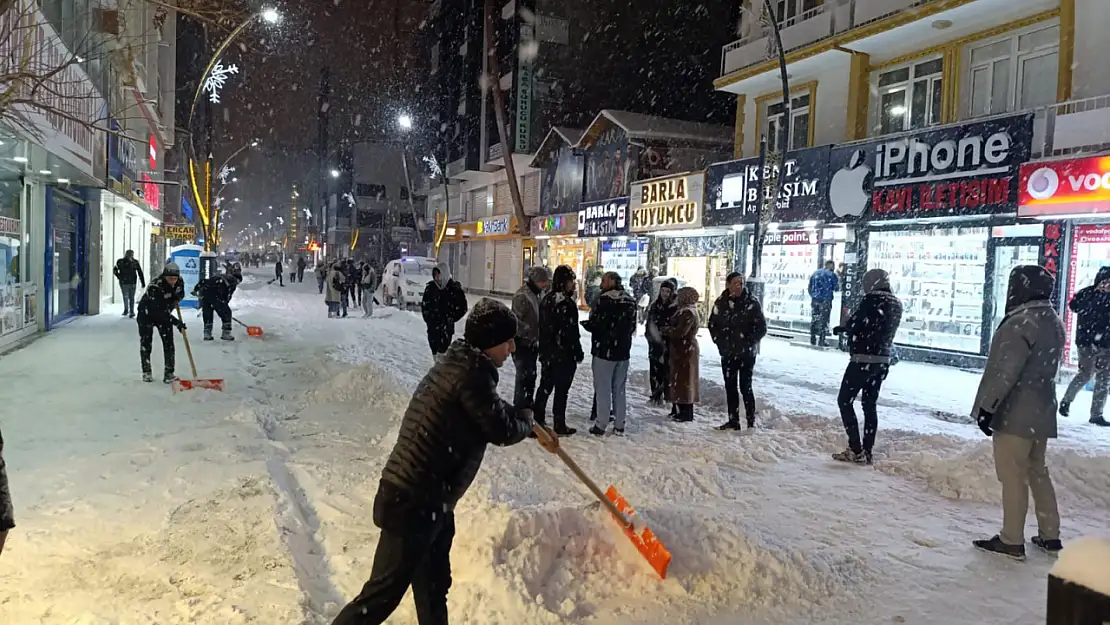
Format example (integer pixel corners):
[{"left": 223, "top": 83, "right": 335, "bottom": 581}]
[
  {"left": 511, "top": 266, "right": 550, "bottom": 410},
  {"left": 972, "top": 265, "right": 1064, "bottom": 560}
]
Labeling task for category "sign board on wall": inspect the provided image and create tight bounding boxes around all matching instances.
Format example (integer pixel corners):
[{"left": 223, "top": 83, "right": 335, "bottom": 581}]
[
  {"left": 1019, "top": 155, "right": 1110, "bottom": 217},
  {"left": 163, "top": 225, "right": 196, "bottom": 240},
  {"left": 826, "top": 113, "right": 1033, "bottom": 221},
  {"left": 531, "top": 212, "right": 578, "bottom": 237},
  {"left": 515, "top": 20, "right": 535, "bottom": 153},
  {"left": 578, "top": 197, "right": 629, "bottom": 237},
  {"left": 629, "top": 172, "right": 705, "bottom": 233},
  {"left": 475, "top": 216, "right": 512, "bottom": 236},
  {"left": 706, "top": 146, "right": 832, "bottom": 226},
  {"left": 763, "top": 229, "right": 819, "bottom": 246}
]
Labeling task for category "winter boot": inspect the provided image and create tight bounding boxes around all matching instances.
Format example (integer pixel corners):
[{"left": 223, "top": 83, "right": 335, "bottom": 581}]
[
  {"left": 973, "top": 535, "right": 1026, "bottom": 561},
  {"left": 221, "top": 324, "right": 235, "bottom": 341},
  {"left": 163, "top": 371, "right": 178, "bottom": 385},
  {"left": 142, "top": 371, "right": 153, "bottom": 383},
  {"left": 1032, "top": 536, "right": 1064, "bottom": 555},
  {"left": 613, "top": 427, "right": 625, "bottom": 436},
  {"left": 1090, "top": 416, "right": 1110, "bottom": 427},
  {"left": 554, "top": 424, "right": 577, "bottom": 437},
  {"left": 1059, "top": 401, "right": 1070, "bottom": 417},
  {"left": 746, "top": 415, "right": 756, "bottom": 429},
  {"left": 832, "top": 448, "right": 871, "bottom": 465},
  {"left": 589, "top": 424, "right": 606, "bottom": 437},
  {"left": 203, "top": 324, "right": 214, "bottom": 341},
  {"left": 717, "top": 417, "right": 742, "bottom": 431}
]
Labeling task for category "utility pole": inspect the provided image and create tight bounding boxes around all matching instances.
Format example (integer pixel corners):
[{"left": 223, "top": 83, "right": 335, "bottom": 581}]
[
  {"left": 317, "top": 66, "right": 331, "bottom": 248},
  {"left": 484, "top": 0, "right": 529, "bottom": 235}
]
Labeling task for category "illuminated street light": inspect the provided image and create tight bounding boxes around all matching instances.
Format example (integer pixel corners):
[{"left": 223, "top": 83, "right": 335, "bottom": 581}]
[
  {"left": 330, "top": 169, "right": 340, "bottom": 178},
  {"left": 261, "top": 7, "right": 281, "bottom": 24},
  {"left": 398, "top": 113, "right": 413, "bottom": 130},
  {"left": 234, "top": 197, "right": 241, "bottom": 202},
  {"left": 250, "top": 140, "right": 259, "bottom": 147}
]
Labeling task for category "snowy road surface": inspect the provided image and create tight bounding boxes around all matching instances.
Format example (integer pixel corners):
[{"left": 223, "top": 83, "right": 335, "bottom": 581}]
[{"left": 1, "top": 268, "right": 1108, "bottom": 624}]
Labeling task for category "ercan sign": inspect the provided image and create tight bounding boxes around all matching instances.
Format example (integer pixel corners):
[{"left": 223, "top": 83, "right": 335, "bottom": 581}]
[
  {"left": 826, "top": 114, "right": 1033, "bottom": 220},
  {"left": 629, "top": 172, "right": 705, "bottom": 233}
]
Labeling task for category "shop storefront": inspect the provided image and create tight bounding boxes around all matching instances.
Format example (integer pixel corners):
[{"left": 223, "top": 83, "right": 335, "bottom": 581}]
[
  {"left": 833, "top": 113, "right": 1037, "bottom": 365},
  {"left": 0, "top": 168, "right": 33, "bottom": 348},
  {"left": 46, "top": 187, "right": 89, "bottom": 326},
  {"left": 575, "top": 197, "right": 630, "bottom": 306},
  {"left": 532, "top": 212, "right": 592, "bottom": 283},
  {"left": 440, "top": 215, "right": 521, "bottom": 295},
  {"left": 1018, "top": 155, "right": 1110, "bottom": 368}
]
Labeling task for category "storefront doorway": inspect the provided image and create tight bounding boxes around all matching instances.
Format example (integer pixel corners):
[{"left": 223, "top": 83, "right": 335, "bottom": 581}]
[
  {"left": 47, "top": 189, "right": 87, "bottom": 326},
  {"left": 988, "top": 237, "right": 1041, "bottom": 335}
]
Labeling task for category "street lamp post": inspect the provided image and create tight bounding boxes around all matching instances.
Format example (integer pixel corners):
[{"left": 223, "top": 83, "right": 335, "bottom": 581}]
[{"left": 396, "top": 113, "right": 423, "bottom": 251}]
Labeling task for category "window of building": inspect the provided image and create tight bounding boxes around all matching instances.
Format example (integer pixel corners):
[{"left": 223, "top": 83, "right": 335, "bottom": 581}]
[
  {"left": 875, "top": 57, "right": 943, "bottom": 135},
  {"left": 967, "top": 24, "right": 1059, "bottom": 118},
  {"left": 766, "top": 93, "right": 811, "bottom": 152},
  {"left": 775, "top": 0, "right": 823, "bottom": 25},
  {"left": 357, "top": 183, "right": 386, "bottom": 200}
]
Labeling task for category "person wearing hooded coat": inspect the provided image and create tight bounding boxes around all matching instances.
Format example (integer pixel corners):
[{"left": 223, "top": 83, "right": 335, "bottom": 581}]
[
  {"left": 326, "top": 262, "right": 346, "bottom": 317},
  {"left": 665, "top": 286, "right": 701, "bottom": 422},
  {"left": 832, "top": 268, "right": 903, "bottom": 465},
  {"left": 315, "top": 261, "right": 328, "bottom": 294},
  {"left": 583, "top": 272, "right": 638, "bottom": 436},
  {"left": 646, "top": 278, "right": 678, "bottom": 405},
  {"left": 330, "top": 298, "right": 554, "bottom": 625},
  {"left": 421, "top": 265, "right": 468, "bottom": 355},
  {"left": 511, "top": 265, "right": 551, "bottom": 410},
  {"left": 534, "top": 265, "right": 583, "bottom": 436},
  {"left": 708, "top": 272, "right": 768, "bottom": 430},
  {"left": 136, "top": 263, "right": 187, "bottom": 383},
  {"left": 1060, "top": 266, "right": 1110, "bottom": 426},
  {"left": 192, "top": 271, "right": 238, "bottom": 341},
  {"left": 296, "top": 255, "right": 307, "bottom": 283},
  {"left": 969, "top": 265, "right": 1064, "bottom": 560}
]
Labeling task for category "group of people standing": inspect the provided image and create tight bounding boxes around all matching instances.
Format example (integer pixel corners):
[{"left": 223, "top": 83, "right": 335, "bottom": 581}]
[{"left": 319, "top": 259, "right": 379, "bottom": 318}]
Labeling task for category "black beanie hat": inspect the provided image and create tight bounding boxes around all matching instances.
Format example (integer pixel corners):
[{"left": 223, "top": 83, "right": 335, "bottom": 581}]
[{"left": 465, "top": 298, "right": 519, "bottom": 350}]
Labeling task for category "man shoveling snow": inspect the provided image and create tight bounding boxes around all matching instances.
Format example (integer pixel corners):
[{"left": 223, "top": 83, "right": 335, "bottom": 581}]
[{"left": 331, "top": 298, "right": 556, "bottom": 625}]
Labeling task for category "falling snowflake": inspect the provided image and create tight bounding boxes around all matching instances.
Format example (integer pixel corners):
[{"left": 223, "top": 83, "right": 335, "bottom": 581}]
[{"left": 203, "top": 61, "right": 240, "bottom": 104}]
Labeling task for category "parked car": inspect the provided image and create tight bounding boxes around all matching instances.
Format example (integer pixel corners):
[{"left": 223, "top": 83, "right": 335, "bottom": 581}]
[{"left": 380, "top": 257, "right": 439, "bottom": 308}]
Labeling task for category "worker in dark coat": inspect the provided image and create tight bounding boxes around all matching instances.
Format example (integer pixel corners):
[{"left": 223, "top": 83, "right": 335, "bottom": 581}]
[
  {"left": 421, "top": 264, "right": 467, "bottom": 355},
  {"left": 192, "top": 272, "right": 239, "bottom": 341},
  {"left": 136, "top": 263, "right": 186, "bottom": 383},
  {"left": 331, "top": 299, "right": 553, "bottom": 625},
  {"left": 0, "top": 425, "right": 12, "bottom": 556}
]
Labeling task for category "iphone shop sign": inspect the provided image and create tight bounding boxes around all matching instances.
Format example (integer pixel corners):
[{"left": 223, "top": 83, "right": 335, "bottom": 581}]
[{"left": 1018, "top": 155, "right": 1110, "bottom": 217}]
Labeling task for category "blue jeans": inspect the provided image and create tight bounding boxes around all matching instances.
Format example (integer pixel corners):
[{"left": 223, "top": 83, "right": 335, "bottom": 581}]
[{"left": 592, "top": 357, "right": 630, "bottom": 430}]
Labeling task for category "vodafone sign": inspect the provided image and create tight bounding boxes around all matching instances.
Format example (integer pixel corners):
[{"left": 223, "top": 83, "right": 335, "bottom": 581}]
[{"left": 1019, "top": 156, "right": 1110, "bottom": 216}]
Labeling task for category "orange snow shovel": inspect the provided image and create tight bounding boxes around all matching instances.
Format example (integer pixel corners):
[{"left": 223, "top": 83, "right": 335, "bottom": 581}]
[
  {"left": 533, "top": 424, "right": 672, "bottom": 579},
  {"left": 172, "top": 304, "right": 225, "bottom": 393},
  {"left": 232, "top": 316, "right": 264, "bottom": 338}
]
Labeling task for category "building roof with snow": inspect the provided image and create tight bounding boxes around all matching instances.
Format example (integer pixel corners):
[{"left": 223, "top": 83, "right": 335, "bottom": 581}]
[
  {"left": 529, "top": 127, "right": 584, "bottom": 168},
  {"left": 576, "top": 110, "right": 734, "bottom": 149}
]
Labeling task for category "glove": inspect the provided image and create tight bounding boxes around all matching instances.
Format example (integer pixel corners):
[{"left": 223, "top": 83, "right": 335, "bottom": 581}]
[
  {"left": 976, "top": 408, "right": 993, "bottom": 437},
  {"left": 832, "top": 326, "right": 845, "bottom": 336}
]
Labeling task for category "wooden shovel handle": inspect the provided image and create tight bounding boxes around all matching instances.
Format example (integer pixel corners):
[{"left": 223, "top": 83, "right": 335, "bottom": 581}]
[
  {"left": 532, "top": 423, "right": 633, "bottom": 528},
  {"left": 176, "top": 304, "right": 199, "bottom": 378}
]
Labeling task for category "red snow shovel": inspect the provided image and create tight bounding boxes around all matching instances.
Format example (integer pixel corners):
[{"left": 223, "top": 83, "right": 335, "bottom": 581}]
[
  {"left": 172, "top": 304, "right": 225, "bottom": 393},
  {"left": 232, "top": 316, "right": 264, "bottom": 338},
  {"left": 533, "top": 424, "right": 672, "bottom": 579}
]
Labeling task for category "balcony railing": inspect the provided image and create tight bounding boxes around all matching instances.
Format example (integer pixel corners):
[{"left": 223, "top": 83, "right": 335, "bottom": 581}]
[
  {"left": 1034, "top": 94, "right": 1110, "bottom": 158},
  {"left": 721, "top": 0, "right": 943, "bottom": 78}
]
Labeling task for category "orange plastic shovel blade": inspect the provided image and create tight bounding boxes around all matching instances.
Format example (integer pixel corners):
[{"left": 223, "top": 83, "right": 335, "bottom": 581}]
[
  {"left": 246, "top": 326, "right": 263, "bottom": 337},
  {"left": 605, "top": 485, "right": 672, "bottom": 579},
  {"left": 172, "top": 379, "right": 226, "bottom": 393}
]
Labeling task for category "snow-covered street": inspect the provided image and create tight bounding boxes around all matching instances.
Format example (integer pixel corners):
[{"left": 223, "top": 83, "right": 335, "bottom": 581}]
[{"left": 2, "top": 268, "right": 1109, "bottom": 624}]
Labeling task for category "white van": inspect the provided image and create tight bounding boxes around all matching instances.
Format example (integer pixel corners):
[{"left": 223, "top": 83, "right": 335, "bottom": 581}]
[{"left": 381, "top": 257, "right": 439, "bottom": 308}]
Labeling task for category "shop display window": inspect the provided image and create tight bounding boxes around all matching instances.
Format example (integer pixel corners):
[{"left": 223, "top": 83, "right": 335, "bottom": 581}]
[
  {"left": 762, "top": 242, "right": 819, "bottom": 326},
  {"left": 1064, "top": 225, "right": 1110, "bottom": 368},
  {"left": 869, "top": 227, "right": 988, "bottom": 354},
  {"left": 0, "top": 175, "right": 29, "bottom": 337}
]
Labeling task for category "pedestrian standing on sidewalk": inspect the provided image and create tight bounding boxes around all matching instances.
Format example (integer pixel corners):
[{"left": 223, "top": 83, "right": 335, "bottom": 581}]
[
  {"left": 1059, "top": 266, "right": 1110, "bottom": 426},
  {"left": 346, "top": 259, "right": 361, "bottom": 308},
  {"left": 273, "top": 258, "right": 284, "bottom": 287},
  {"left": 584, "top": 272, "right": 637, "bottom": 436},
  {"left": 315, "top": 262, "right": 327, "bottom": 294},
  {"left": 360, "top": 262, "right": 379, "bottom": 318},
  {"left": 646, "top": 278, "right": 678, "bottom": 406},
  {"left": 421, "top": 265, "right": 467, "bottom": 355},
  {"left": 330, "top": 299, "right": 554, "bottom": 625},
  {"left": 971, "top": 265, "right": 1064, "bottom": 559},
  {"left": 807, "top": 260, "right": 839, "bottom": 347},
  {"left": 136, "top": 263, "right": 186, "bottom": 384},
  {"left": 665, "top": 286, "right": 701, "bottom": 423},
  {"left": 0, "top": 424, "right": 13, "bottom": 556},
  {"left": 297, "top": 255, "right": 307, "bottom": 283},
  {"left": 326, "top": 262, "right": 346, "bottom": 318},
  {"left": 708, "top": 272, "right": 767, "bottom": 430},
  {"left": 113, "top": 249, "right": 145, "bottom": 318},
  {"left": 831, "top": 268, "right": 902, "bottom": 465},
  {"left": 534, "top": 265, "right": 582, "bottom": 436},
  {"left": 511, "top": 266, "right": 550, "bottom": 410}
]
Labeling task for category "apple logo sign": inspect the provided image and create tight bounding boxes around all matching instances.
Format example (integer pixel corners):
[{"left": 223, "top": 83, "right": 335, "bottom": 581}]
[
  {"left": 829, "top": 149, "right": 872, "bottom": 217},
  {"left": 1025, "top": 167, "right": 1059, "bottom": 200}
]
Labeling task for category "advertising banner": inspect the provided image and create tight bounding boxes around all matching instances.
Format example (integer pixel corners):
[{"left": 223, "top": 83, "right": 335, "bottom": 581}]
[
  {"left": 826, "top": 113, "right": 1033, "bottom": 221},
  {"left": 705, "top": 146, "right": 832, "bottom": 226},
  {"left": 531, "top": 212, "right": 578, "bottom": 237},
  {"left": 1019, "top": 155, "right": 1110, "bottom": 217},
  {"left": 629, "top": 172, "right": 705, "bottom": 234},
  {"left": 578, "top": 197, "right": 629, "bottom": 238}
]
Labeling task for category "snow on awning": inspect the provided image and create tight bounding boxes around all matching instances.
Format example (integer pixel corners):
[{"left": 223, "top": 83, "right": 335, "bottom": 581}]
[
  {"left": 528, "top": 126, "right": 584, "bottom": 168},
  {"left": 575, "top": 109, "right": 733, "bottom": 149}
]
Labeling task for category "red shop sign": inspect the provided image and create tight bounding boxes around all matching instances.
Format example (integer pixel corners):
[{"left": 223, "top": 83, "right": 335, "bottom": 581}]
[{"left": 1019, "top": 156, "right": 1110, "bottom": 217}]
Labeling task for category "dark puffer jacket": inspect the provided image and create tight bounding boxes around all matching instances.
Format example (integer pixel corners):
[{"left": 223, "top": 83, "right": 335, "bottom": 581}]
[
  {"left": 582, "top": 287, "right": 637, "bottom": 361},
  {"left": 422, "top": 279, "right": 467, "bottom": 340},
  {"left": 193, "top": 274, "right": 237, "bottom": 304},
  {"left": 708, "top": 289, "right": 768, "bottom": 358},
  {"left": 137, "top": 276, "right": 185, "bottom": 327},
  {"left": 1070, "top": 266, "right": 1110, "bottom": 349},
  {"left": 113, "top": 257, "right": 145, "bottom": 286},
  {"left": 376, "top": 340, "right": 532, "bottom": 530},
  {"left": 841, "top": 268, "right": 903, "bottom": 364},
  {"left": 539, "top": 266, "right": 584, "bottom": 365}
]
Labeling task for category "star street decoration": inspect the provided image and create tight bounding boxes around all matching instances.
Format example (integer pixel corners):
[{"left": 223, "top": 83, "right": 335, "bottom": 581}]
[
  {"left": 217, "top": 165, "right": 236, "bottom": 185},
  {"left": 203, "top": 61, "right": 240, "bottom": 104}
]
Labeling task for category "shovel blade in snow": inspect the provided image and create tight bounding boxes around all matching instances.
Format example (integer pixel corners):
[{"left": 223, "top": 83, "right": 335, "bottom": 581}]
[
  {"left": 246, "top": 326, "right": 263, "bottom": 337},
  {"left": 172, "top": 378, "right": 225, "bottom": 393},
  {"left": 605, "top": 485, "right": 672, "bottom": 579}
]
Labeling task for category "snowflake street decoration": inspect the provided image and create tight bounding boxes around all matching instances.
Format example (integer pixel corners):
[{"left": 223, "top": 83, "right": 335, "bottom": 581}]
[
  {"left": 422, "top": 155, "right": 443, "bottom": 178},
  {"left": 214, "top": 196, "right": 224, "bottom": 208},
  {"left": 203, "top": 62, "right": 240, "bottom": 104},
  {"left": 217, "top": 165, "right": 236, "bottom": 185},
  {"left": 343, "top": 192, "right": 356, "bottom": 207}
]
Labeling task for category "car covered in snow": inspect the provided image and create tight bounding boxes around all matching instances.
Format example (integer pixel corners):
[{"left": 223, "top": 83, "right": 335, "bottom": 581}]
[{"left": 381, "top": 257, "right": 439, "bottom": 309}]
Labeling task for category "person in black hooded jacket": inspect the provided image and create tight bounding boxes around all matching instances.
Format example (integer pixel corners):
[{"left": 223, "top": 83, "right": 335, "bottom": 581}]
[
  {"left": 832, "top": 268, "right": 903, "bottom": 465},
  {"left": 192, "top": 272, "right": 239, "bottom": 341},
  {"left": 533, "top": 265, "right": 583, "bottom": 436},
  {"left": 1060, "top": 266, "right": 1110, "bottom": 425},
  {"left": 708, "top": 272, "right": 767, "bottom": 429},
  {"left": 646, "top": 278, "right": 678, "bottom": 405},
  {"left": 331, "top": 299, "right": 550, "bottom": 625},
  {"left": 421, "top": 265, "right": 467, "bottom": 355},
  {"left": 136, "top": 263, "right": 187, "bottom": 383}
]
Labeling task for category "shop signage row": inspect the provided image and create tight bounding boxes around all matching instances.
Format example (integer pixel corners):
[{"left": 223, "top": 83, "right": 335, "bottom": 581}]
[
  {"left": 630, "top": 172, "right": 705, "bottom": 233},
  {"left": 476, "top": 216, "right": 511, "bottom": 236},
  {"left": 531, "top": 212, "right": 578, "bottom": 237},
  {"left": 578, "top": 197, "right": 629, "bottom": 237},
  {"left": 702, "top": 113, "right": 1034, "bottom": 227},
  {"left": 762, "top": 229, "right": 818, "bottom": 246}
]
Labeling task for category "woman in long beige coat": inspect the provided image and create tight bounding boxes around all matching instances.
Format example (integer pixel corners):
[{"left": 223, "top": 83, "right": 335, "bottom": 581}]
[{"left": 666, "top": 286, "right": 701, "bottom": 422}]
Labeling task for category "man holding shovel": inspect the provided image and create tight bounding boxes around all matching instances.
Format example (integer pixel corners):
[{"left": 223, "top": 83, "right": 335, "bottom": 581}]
[
  {"left": 136, "top": 263, "right": 186, "bottom": 383},
  {"left": 331, "top": 299, "right": 557, "bottom": 625}
]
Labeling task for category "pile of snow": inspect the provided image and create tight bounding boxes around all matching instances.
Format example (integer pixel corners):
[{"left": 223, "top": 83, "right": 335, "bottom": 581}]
[{"left": 1051, "top": 537, "right": 1110, "bottom": 595}]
